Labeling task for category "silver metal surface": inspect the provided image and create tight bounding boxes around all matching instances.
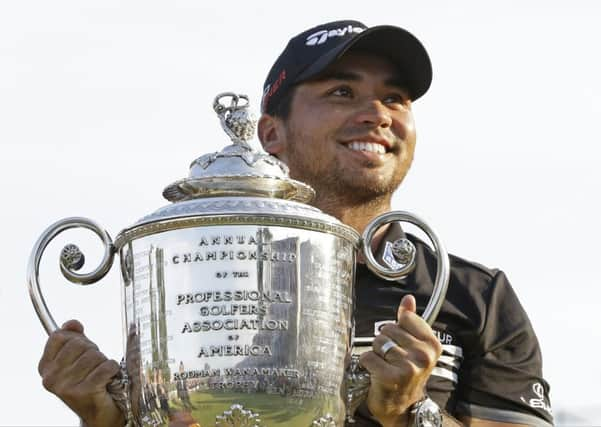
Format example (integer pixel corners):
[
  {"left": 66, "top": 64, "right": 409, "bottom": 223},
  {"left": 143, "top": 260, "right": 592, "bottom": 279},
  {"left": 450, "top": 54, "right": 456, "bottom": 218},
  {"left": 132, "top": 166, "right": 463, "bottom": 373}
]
[
  {"left": 162, "top": 93, "right": 314, "bottom": 204},
  {"left": 345, "top": 355, "right": 370, "bottom": 423},
  {"left": 116, "top": 197, "right": 360, "bottom": 247},
  {"left": 27, "top": 217, "right": 115, "bottom": 334},
  {"left": 391, "top": 237, "right": 416, "bottom": 266},
  {"left": 213, "top": 93, "right": 257, "bottom": 146},
  {"left": 362, "top": 211, "right": 450, "bottom": 326},
  {"left": 378, "top": 339, "right": 397, "bottom": 357},
  {"left": 413, "top": 397, "right": 443, "bottom": 427},
  {"left": 311, "top": 415, "right": 336, "bottom": 426},
  {"left": 121, "top": 225, "right": 356, "bottom": 427},
  {"left": 215, "top": 404, "right": 263, "bottom": 427}
]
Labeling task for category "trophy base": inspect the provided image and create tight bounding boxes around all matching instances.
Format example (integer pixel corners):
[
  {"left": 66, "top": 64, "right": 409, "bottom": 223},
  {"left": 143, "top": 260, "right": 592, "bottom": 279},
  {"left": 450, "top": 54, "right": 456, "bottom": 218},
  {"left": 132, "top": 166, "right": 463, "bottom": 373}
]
[{"left": 137, "top": 390, "right": 341, "bottom": 426}]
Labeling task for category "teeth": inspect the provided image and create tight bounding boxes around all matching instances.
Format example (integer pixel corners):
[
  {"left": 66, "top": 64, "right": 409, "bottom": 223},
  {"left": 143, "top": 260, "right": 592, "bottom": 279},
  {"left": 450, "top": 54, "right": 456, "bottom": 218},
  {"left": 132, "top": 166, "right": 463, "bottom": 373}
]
[{"left": 347, "top": 141, "right": 386, "bottom": 154}]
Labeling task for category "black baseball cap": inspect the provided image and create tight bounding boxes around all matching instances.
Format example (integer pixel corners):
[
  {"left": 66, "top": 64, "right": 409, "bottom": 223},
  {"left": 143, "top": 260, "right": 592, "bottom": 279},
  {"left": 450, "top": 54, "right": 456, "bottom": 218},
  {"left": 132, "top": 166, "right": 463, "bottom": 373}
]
[{"left": 261, "top": 19, "right": 432, "bottom": 113}]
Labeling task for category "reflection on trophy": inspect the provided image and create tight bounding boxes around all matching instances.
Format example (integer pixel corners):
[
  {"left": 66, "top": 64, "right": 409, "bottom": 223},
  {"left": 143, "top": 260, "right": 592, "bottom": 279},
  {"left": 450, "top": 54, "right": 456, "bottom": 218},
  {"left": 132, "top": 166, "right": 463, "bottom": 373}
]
[{"left": 28, "top": 93, "right": 449, "bottom": 426}]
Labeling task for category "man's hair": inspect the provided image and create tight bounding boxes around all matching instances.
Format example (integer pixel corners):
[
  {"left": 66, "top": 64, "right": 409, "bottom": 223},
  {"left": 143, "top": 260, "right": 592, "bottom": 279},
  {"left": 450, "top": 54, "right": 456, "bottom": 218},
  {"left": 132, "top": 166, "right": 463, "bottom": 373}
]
[{"left": 264, "top": 86, "right": 296, "bottom": 121}]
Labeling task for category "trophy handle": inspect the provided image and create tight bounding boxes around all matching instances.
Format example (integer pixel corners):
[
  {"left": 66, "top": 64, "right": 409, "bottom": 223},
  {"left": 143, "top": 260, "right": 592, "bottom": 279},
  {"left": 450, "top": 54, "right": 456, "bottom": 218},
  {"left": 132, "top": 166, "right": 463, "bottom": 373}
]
[
  {"left": 361, "top": 211, "right": 450, "bottom": 325},
  {"left": 27, "top": 217, "right": 131, "bottom": 423},
  {"left": 347, "top": 212, "right": 450, "bottom": 423},
  {"left": 27, "top": 217, "right": 115, "bottom": 334}
]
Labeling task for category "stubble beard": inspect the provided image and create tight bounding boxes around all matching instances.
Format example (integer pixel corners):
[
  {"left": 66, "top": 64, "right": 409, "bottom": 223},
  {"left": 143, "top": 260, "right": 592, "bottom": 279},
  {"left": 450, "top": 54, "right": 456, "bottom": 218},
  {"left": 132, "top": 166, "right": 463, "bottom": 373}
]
[{"left": 284, "top": 128, "right": 412, "bottom": 207}]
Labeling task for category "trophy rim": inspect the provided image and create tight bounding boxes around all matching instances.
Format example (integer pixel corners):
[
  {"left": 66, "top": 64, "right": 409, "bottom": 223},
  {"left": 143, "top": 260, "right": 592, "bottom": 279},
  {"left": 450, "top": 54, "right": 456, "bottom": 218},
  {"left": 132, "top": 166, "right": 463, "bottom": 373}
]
[
  {"left": 114, "top": 213, "right": 361, "bottom": 249},
  {"left": 162, "top": 175, "right": 316, "bottom": 204}
]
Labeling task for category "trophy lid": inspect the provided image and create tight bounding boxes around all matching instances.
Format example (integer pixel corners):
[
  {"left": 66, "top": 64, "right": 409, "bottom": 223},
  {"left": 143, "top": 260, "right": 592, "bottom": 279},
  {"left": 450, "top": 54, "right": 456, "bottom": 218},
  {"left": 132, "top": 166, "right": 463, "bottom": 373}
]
[
  {"left": 114, "top": 92, "right": 360, "bottom": 249},
  {"left": 162, "top": 93, "right": 315, "bottom": 203}
]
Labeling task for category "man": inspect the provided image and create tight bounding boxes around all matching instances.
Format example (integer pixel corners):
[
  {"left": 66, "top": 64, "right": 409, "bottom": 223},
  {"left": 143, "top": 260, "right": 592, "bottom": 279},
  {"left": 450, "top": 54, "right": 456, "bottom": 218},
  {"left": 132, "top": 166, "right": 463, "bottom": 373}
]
[
  {"left": 257, "top": 20, "right": 553, "bottom": 426},
  {"left": 38, "top": 20, "right": 553, "bottom": 427}
]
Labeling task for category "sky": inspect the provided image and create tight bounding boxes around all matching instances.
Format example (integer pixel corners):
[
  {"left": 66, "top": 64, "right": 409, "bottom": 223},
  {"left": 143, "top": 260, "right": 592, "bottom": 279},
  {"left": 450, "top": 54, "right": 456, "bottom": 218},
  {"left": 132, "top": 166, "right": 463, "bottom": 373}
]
[{"left": 1, "top": 1, "right": 600, "bottom": 425}]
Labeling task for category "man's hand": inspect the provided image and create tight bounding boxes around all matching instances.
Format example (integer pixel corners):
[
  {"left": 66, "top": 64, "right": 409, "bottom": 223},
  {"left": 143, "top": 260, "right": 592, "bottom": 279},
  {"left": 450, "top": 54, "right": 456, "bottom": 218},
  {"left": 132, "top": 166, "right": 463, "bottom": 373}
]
[
  {"left": 360, "top": 295, "right": 442, "bottom": 427},
  {"left": 38, "top": 320, "right": 124, "bottom": 427}
]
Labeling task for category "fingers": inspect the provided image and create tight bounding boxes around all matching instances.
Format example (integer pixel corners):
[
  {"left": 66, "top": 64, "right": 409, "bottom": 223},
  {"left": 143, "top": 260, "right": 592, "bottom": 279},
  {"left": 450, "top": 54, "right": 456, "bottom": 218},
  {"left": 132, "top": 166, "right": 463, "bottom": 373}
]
[
  {"left": 68, "top": 346, "right": 112, "bottom": 385},
  {"left": 375, "top": 331, "right": 415, "bottom": 360},
  {"left": 380, "top": 295, "right": 442, "bottom": 367},
  {"left": 54, "top": 333, "right": 99, "bottom": 370},
  {"left": 38, "top": 321, "right": 87, "bottom": 375},
  {"left": 360, "top": 294, "right": 442, "bottom": 383},
  {"left": 37, "top": 322, "right": 124, "bottom": 425},
  {"left": 41, "top": 347, "right": 110, "bottom": 393},
  {"left": 360, "top": 350, "right": 417, "bottom": 387},
  {"left": 385, "top": 295, "right": 438, "bottom": 343},
  {"left": 61, "top": 319, "right": 85, "bottom": 334},
  {"left": 377, "top": 332, "right": 440, "bottom": 370},
  {"left": 398, "top": 294, "right": 416, "bottom": 314},
  {"left": 380, "top": 322, "right": 440, "bottom": 356},
  {"left": 82, "top": 358, "right": 121, "bottom": 389},
  {"left": 361, "top": 294, "right": 442, "bottom": 420},
  {"left": 38, "top": 320, "right": 112, "bottom": 393}
]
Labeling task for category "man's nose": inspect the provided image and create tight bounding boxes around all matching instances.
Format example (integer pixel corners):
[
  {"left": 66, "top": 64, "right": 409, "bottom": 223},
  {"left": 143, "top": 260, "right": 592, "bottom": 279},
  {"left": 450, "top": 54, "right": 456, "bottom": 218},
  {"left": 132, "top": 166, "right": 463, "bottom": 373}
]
[{"left": 353, "top": 100, "right": 393, "bottom": 128}]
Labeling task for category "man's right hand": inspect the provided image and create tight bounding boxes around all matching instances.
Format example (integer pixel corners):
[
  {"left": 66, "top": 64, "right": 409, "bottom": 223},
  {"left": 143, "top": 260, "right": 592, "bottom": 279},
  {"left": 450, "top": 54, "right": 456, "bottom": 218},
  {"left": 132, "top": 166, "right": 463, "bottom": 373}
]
[{"left": 38, "top": 319, "right": 125, "bottom": 427}]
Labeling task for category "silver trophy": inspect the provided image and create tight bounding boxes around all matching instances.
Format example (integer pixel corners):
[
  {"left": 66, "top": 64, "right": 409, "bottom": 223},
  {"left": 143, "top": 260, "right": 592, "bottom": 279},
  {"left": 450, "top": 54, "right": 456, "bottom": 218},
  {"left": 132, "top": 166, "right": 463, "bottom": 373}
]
[{"left": 28, "top": 93, "right": 449, "bottom": 427}]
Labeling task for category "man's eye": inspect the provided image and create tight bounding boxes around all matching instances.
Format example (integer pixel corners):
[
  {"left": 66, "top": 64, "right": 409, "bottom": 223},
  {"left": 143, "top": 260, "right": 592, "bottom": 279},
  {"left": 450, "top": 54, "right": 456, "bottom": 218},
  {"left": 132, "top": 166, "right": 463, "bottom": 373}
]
[
  {"left": 329, "top": 86, "right": 353, "bottom": 97},
  {"left": 383, "top": 93, "right": 408, "bottom": 105}
]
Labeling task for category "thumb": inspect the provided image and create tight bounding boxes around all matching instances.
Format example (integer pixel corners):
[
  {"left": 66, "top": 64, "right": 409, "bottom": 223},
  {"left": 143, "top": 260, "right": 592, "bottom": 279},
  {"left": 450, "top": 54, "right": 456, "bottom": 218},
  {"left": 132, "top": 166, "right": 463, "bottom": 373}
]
[
  {"left": 61, "top": 319, "right": 84, "bottom": 334},
  {"left": 397, "top": 294, "right": 417, "bottom": 321}
]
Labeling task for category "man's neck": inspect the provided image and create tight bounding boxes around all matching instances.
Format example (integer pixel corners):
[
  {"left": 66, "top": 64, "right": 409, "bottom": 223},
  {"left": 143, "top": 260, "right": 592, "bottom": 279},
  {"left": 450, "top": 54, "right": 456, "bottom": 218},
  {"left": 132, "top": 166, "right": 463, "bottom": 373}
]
[{"left": 312, "top": 192, "right": 393, "bottom": 235}]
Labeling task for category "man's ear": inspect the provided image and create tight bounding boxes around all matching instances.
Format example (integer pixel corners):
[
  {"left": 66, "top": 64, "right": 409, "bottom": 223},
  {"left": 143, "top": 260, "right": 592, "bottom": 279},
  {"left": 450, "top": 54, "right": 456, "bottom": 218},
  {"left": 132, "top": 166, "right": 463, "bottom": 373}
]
[{"left": 258, "top": 114, "right": 287, "bottom": 160}]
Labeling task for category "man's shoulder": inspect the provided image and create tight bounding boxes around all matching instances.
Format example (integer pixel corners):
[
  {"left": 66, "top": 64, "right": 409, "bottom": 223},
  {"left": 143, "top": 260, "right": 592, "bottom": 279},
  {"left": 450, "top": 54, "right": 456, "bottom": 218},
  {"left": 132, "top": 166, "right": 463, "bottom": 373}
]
[
  {"left": 449, "top": 252, "right": 496, "bottom": 278},
  {"left": 405, "top": 232, "right": 527, "bottom": 332},
  {"left": 407, "top": 232, "right": 502, "bottom": 286}
]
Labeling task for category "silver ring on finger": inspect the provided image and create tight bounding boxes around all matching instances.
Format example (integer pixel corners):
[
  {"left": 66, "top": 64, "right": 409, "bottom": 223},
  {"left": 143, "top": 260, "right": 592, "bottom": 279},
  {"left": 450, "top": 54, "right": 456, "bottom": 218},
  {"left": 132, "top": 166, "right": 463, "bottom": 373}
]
[{"left": 379, "top": 338, "right": 397, "bottom": 358}]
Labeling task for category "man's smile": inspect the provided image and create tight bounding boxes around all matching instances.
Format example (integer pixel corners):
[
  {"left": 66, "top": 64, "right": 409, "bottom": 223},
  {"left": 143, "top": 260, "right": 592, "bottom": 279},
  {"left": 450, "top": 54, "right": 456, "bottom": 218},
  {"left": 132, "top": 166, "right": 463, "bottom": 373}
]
[
  {"left": 346, "top": 141, "right": 387, "bottom": 155},
  {"left": 338, "top": 138, "right": 396, "bottom": 165}
]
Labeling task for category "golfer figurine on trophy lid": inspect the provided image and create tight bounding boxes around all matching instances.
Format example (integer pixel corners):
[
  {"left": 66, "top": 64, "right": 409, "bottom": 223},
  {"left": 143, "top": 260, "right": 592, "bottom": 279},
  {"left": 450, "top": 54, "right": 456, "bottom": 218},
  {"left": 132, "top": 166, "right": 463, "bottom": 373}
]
[{"left": 28, "top": 93, "right": 449, "bottom": 427}]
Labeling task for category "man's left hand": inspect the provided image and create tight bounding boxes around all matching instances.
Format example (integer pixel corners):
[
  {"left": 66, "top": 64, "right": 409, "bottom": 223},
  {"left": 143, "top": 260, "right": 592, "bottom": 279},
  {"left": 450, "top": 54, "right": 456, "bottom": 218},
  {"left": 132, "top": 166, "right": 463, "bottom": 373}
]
[{"left": 359, "top": 294, "right": 442, "bottom": 427}]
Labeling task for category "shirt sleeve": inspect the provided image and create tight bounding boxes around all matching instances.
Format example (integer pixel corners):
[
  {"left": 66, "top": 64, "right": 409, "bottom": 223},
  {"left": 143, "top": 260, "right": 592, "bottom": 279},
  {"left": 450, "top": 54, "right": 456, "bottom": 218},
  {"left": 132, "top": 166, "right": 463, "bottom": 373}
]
[{"left": 454, "top": 270, "right": 554, "bottom": 426}]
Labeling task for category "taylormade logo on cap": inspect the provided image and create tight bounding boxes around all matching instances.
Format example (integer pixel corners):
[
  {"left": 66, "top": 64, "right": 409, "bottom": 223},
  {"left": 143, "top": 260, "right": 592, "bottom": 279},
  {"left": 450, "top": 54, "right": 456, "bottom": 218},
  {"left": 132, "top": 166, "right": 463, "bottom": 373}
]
[
  {"left": 262, "top": 20, "right": 433, "bottom": 113},
  {"left": 305, "top": 24, "right": 365, "bottom": 46}
]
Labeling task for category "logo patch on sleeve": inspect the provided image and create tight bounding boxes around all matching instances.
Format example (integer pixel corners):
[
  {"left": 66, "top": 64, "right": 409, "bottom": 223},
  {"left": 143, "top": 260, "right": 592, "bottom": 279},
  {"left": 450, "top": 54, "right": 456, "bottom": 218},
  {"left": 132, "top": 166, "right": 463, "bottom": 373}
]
[
  {"left": 382, "top": 241, "right": 404, "bottom": 270},
  {"left": 520, "top": 383, "right": 553, "bottom": 415}
]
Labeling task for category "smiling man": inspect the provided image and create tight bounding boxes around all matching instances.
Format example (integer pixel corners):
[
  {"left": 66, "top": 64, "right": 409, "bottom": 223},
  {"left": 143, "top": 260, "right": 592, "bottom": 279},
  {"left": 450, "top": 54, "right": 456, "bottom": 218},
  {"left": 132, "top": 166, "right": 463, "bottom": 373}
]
[
  {"left": 261, "top": 52, "right": 415, "bottom": 235},
  {"left": 258, "top": 20, "right": 554, "bottom": 427}
]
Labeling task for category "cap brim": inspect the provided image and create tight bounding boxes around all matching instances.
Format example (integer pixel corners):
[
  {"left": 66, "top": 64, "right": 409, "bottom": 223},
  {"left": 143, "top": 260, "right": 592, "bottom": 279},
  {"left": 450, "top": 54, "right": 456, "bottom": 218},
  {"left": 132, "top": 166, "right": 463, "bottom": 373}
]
[{"left": 296, "top": 25, "right": 432, "bottom": 101}]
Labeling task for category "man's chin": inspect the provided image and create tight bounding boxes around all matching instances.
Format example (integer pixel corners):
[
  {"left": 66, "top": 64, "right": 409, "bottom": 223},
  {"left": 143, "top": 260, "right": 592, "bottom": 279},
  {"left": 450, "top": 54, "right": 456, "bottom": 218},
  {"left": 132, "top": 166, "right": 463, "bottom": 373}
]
[
  {"left": 290, "top": 169, "right": 403, "bottom": 201},
  {"left": 336, "top": 178, "right": 400, "bottom": 200}
]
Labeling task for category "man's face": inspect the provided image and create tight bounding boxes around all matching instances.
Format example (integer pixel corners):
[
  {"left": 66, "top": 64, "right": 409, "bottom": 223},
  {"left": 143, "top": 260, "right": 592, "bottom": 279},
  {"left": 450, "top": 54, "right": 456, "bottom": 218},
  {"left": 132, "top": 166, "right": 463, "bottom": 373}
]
[{"left": 275, "top": 52, "right": 416, "bottom": 202}]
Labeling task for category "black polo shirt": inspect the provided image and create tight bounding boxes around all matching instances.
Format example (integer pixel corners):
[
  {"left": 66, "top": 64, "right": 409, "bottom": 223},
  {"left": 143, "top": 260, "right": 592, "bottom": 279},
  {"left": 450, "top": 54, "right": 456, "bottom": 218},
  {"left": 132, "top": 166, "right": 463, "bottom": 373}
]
[{"left": 351, "top": 223, "right": 553, "bottom": 426}]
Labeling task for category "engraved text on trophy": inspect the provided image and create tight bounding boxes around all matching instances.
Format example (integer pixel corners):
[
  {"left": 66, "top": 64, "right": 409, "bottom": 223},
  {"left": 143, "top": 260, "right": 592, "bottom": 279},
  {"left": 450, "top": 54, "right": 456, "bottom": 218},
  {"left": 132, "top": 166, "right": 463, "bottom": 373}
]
[{"left": 123, "top": 226, "right": 353, "bottom": 398}]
